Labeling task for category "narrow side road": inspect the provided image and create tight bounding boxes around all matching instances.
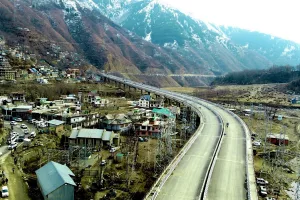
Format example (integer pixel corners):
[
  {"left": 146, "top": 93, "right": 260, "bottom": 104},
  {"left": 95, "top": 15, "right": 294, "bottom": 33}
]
[{"left": 0, "top": 153, "right": 30, "bottom": 200}]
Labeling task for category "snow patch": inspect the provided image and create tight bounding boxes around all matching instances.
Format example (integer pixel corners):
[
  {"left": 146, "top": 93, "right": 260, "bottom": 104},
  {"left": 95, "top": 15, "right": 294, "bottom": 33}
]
[
  {"left": 144, "top": 32, "right": 152, "bottom": 42},
  {"left": 192, "top": 34, "right": 202, "bottom": 44},
  {"left": 76, "top": 0, "right": 99, "bottom": 11},
  {"left": 104, "top": 23, "right": 109, "bottom": 31},
  {"left": 281, "top": 45, "right": 295, "bottom": 56},
  {"left": 163, "top": 40, "right": 179, "bottom": 50}
]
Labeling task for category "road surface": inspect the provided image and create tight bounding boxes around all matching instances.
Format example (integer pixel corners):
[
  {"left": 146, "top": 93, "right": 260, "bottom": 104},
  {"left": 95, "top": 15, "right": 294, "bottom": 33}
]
[
  {"left": 156, "top": 105, "right": 221, "bottom": 200},
  {"left": 205, "top": 106, "right": 247, "bottom": 199}
]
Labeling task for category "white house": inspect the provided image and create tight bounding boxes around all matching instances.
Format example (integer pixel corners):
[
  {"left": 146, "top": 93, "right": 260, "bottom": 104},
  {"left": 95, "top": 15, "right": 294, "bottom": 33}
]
[{"left": 138, "top": 95, "right": 151, "bottom": 108}]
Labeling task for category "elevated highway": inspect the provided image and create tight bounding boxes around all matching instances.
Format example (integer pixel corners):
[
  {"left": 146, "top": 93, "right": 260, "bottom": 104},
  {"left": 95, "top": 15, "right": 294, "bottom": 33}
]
[{"left": 100, "top": 74, "right": 257, "bottom": 200}]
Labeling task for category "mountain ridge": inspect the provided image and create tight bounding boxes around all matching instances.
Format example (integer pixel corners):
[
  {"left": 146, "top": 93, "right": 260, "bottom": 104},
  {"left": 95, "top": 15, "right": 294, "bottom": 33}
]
[{"left": 95, "top": 0, "right": 300, "bottom": 70}]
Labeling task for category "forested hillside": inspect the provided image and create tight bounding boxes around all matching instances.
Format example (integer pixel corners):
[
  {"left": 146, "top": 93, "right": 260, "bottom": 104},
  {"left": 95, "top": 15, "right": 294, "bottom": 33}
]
[
  {"left": 212, "top": 65, "right": 300, "bottom": 85},
  {"left": 287, "top": 79, "right": 300, "bottom": 93}
]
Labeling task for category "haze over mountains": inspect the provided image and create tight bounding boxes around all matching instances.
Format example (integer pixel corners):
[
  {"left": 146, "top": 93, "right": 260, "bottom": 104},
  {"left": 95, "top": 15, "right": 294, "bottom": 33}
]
[{"left": 0, "top": 0, "right": 300, "bottom": 86}]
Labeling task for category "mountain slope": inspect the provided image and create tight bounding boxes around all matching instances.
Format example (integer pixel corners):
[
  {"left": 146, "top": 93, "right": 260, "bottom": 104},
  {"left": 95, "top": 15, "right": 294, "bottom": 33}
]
[
  {"left": 219, "top": 26, "right": 300, "bottom": 66},
  {"left": 95, "top": 0, "right": 300, "bottom": 73},
  {"left": 1, "top": 0, "right": 212, "bottom": 76}
]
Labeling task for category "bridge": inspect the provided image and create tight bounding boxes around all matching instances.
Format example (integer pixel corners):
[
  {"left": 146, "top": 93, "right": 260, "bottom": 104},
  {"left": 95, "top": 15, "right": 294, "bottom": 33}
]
[{"left": 100, "top": 74, "right": 258, "bottom": 200}]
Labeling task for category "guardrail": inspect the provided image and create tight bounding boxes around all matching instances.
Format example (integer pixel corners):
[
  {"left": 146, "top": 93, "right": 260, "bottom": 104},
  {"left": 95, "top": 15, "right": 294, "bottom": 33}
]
[{"left": 226, "top": 110, "right": 258, "bottom": 200}]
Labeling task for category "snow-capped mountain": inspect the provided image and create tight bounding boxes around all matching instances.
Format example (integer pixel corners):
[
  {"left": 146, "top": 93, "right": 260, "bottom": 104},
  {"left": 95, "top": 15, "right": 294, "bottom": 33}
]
[
  {"left": 219, "top": 27, "right": 300, "bottom": 65},
  {"left": 1, "top": 0, "right": 299, "bottom": 88},
  {"left": 0, "top": 0, "right": 205, "bottom": 75},
  {"left": 95, "top": 0, "right": 300, "bottom": 71}
]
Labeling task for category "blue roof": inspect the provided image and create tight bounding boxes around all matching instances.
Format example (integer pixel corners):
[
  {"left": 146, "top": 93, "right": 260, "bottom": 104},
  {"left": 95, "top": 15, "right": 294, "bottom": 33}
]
[
  {"left": 140, "top": 95, "right": 151, "bottom": 101},
  {"left": 36, "top": 161, "right": 76, "bottom": 196}
]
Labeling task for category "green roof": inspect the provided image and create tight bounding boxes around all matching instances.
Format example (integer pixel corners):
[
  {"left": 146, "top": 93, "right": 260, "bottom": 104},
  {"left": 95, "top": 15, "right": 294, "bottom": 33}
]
[
  {"left": 35, "top": 161, "right": 76, "bottom": 196},
  {"left": 152, "top": 108, "right": 175, "bottom": 118}
]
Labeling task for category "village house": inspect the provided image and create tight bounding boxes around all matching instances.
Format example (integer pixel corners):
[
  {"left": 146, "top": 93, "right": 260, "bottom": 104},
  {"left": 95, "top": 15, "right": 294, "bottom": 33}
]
[
  {"left": 0, "top": 54, "right": 16, "bottom": 80},
  {"left": 1, "top": 104, "right": 32, "bottom": 120},
  {"left": 61, "top": 94, "right": 78, "bottom": 104},
  {"left": 83, "top": 91, "right": 110, "bottom": 107},
  {"left": 150, "top": 98, "right": 164, "bottom": 108},
  {"left": 66, "top": 68, "right": 80, "bottom": 78},
  {"left": 10, "top": 92, "right": 26, "bottom": 103},
  {"left": 69, "top": 128, "right": 120, "bottom": 148},
  {"left": 47, "top": 119, "right": 65, "bottom": 133},
  {"left": 100, "top": 114, "right": 132, "bottom": 133},
  {"left": 134, "top": 118, "right": 166, "bottom": 138},
  {"left": 137, "top": 95, "right": 164, "bottom": 108},
  {"left": 134, "top": 107, "right": 176, "bottom": 138},
  {"left": 127, "top": 108, "right": 153, "bottom": 122},
  {"left": 138, "top": 95, "right": 151, "bottom": 108},
  {"left": 36, "top": 161, "right": 76, "bottom": 200},
  {"left": 267, "top": 133, "right": 289, "bottom": 146},
  {"left": 84, "top": 90, "right": 100, "bottom": 104}
]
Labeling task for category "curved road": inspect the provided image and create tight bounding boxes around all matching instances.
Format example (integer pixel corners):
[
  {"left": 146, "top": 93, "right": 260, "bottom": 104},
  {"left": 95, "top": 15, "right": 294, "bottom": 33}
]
[
  {"left": 101, "top": 74, "right": 253, "bottom": 200},
  {"left": 205, "top": 108, "right": 247, "bottom": 199},
  {"left": 156, "top": 105, "right": 221, "bottom": 200}
]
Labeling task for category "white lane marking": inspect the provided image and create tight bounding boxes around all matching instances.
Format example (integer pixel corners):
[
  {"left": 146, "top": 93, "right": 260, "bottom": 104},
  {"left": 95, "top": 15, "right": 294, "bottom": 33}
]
[{"left": 216, "top": 157, "right": 245, "bottom": 165}]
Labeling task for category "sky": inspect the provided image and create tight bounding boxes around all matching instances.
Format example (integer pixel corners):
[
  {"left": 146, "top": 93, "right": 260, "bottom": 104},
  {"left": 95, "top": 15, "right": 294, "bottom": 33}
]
[{"left": 159, "top": 0, "right": 300, "bottom": 44}]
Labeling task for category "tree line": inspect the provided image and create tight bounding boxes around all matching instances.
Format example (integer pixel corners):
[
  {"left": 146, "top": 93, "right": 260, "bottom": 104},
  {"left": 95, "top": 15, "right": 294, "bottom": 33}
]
[{"left": 211, "top": 65, "right": 300, "bottom": 86}]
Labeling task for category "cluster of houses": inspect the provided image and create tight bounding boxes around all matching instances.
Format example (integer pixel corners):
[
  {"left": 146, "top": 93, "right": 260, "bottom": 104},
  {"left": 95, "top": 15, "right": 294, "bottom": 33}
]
[
  {"left": 0, "top": 90, "right": 181, "bottom": 148},
  {"left": 0, "top": 53, "right": 17, "bottom": 81},
  {"left": 0, "top": 34, "right": 92, "bottom": 84},
  {"left": 290, "top": 95, "right": 300, "bottom": 104},
  {"left": 0, "top": 92, "right": 105, "bottom": 130}
]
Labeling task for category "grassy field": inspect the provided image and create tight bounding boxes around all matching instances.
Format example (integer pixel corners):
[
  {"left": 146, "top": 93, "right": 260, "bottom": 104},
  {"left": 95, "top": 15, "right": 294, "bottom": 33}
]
[
  {"left": 163, "top": 87, "right": 196, "bottom": 94},
  {"left": 193, "top": 83, "right": 300, "bottom": 108},
  {"left": 239, "top": 113, "right": 300, "bottom": 199}
]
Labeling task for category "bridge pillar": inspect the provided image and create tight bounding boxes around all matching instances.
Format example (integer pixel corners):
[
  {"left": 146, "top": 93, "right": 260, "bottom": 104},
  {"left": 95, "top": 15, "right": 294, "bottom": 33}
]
[{"left": 165, "top": 98, "right": 171, "bottom": 106}]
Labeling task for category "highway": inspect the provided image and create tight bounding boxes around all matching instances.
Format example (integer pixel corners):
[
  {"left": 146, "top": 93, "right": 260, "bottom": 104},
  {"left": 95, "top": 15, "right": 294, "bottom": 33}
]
[
  {"left": 156, "top": 104, "right": 221, "bottom": 200},
  {"left": 204, "top": 105, "right": 247, "bottom": 199},
  {"left": 100, "top": 74, "right": 255, "bottom": 200}
]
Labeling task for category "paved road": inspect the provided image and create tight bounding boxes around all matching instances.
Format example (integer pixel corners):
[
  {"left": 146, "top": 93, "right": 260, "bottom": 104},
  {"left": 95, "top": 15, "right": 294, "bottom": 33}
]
[
  {"left": 1, "top": 121, "right": 36, "bottom": 156},
  {"left": 156, "top": 105, "right": 221, "bottom": 200},
  {"left": 205, "top": 106, "right": 247, "bottom": 200}
]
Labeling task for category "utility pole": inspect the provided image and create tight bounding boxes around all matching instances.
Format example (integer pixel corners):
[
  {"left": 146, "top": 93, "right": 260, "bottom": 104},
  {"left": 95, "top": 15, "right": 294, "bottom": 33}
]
[
  {"left": 154, "top": 116, "right": 164, "bottom": 176},
  {"left": 180, "top": 105, "right": 187, "bottom": 147},
  {"left": 261, "top": 107, "right": 270, "bottom": 177},
  {"left": 295, "top": 142, "right": 300, "bottom": 200}
]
